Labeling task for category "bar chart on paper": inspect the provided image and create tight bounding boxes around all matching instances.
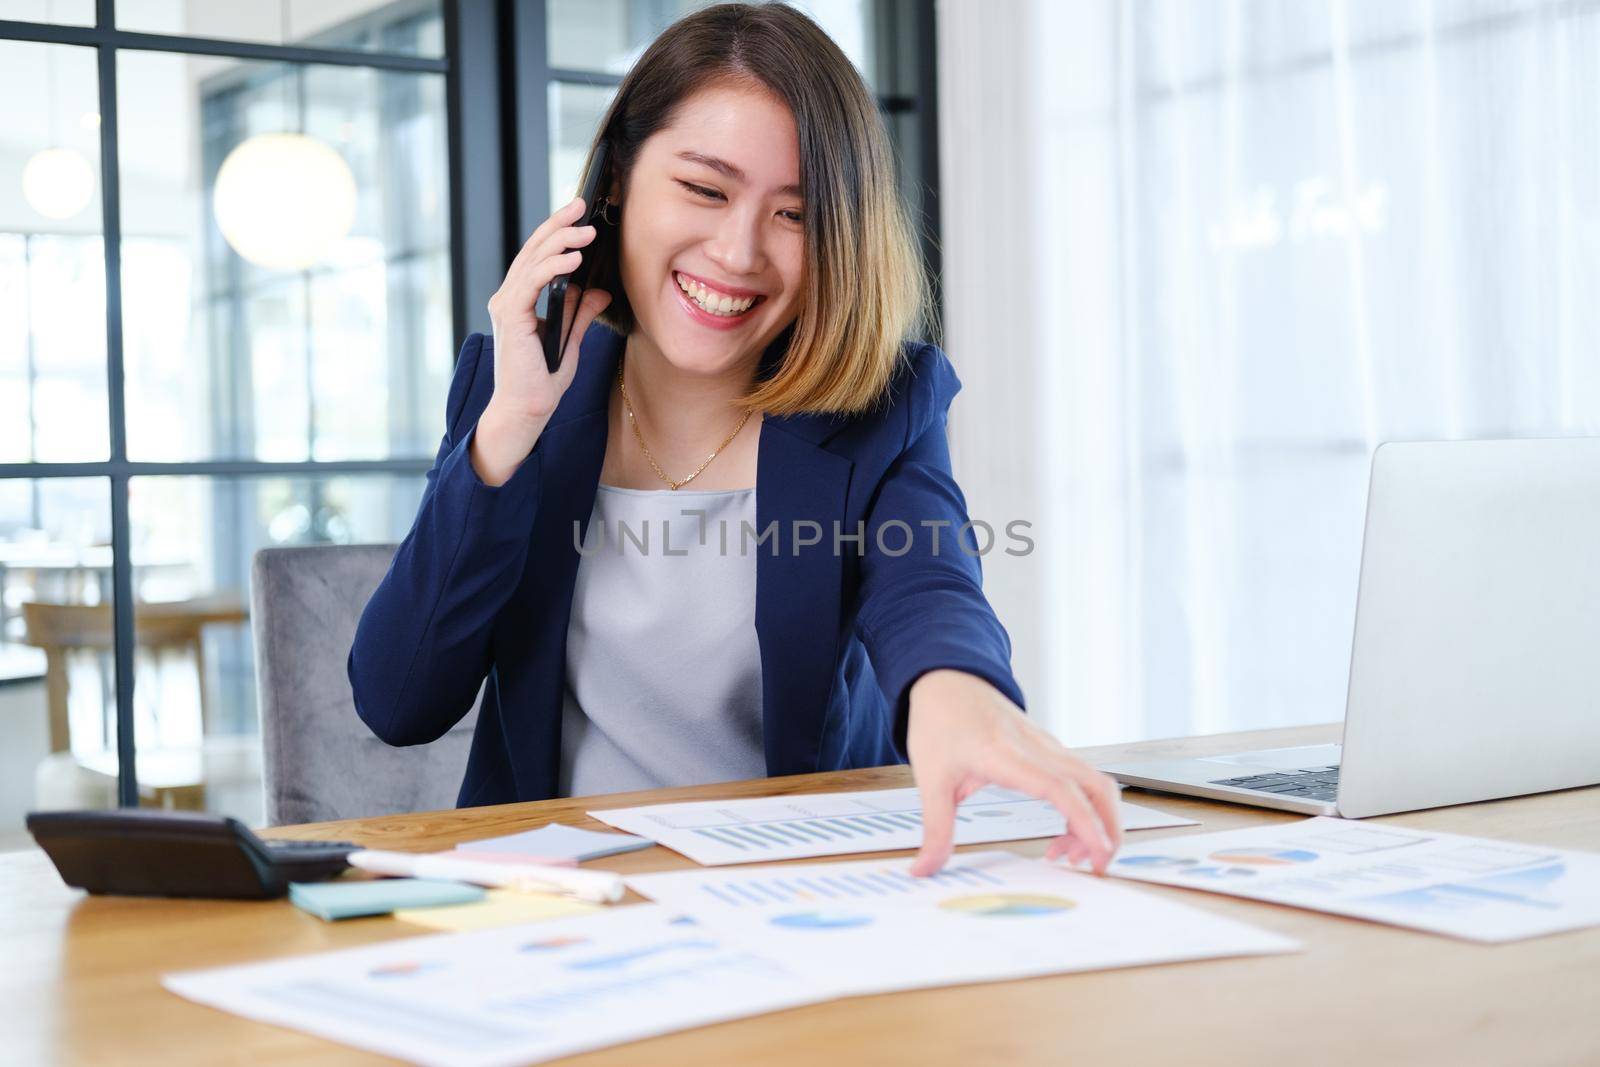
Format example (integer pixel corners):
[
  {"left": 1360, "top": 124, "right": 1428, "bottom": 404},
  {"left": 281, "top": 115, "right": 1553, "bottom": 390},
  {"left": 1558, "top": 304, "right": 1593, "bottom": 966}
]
[
  {"left": 589, "top": 785, "right": 1196, "bottom": 865},
  {"left": 690, "top": 857, "right": 1011, "bottom": 909}
]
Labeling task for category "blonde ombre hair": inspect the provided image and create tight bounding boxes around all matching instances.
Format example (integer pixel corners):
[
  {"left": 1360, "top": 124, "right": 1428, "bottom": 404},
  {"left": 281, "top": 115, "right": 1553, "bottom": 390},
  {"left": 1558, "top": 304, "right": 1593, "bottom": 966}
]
[{"left": 578, "top": 2, "right": 932, "bottom": 418}]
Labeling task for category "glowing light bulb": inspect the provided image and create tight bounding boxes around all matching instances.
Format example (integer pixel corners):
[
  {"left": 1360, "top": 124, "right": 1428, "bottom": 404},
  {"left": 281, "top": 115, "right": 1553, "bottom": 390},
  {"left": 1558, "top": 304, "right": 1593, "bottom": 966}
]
[
  {"left": 212, "top": 133, "right": 357, "bottom": 271},
  {"left": 22, "top": 147, "right": 96, "bottom": 220}
]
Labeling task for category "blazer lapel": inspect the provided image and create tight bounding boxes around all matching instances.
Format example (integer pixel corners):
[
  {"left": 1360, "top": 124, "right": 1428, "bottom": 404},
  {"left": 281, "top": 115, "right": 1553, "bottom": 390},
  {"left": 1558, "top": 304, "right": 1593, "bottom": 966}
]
[
  {"left": 754, "top": 421, "right": 855, "bottom": 775},
  {"left": 525, "top": 326, "right": 621, "bottom": 603},
  {"left": 504, "top": 328, "right": 615, "bottom": 794}
]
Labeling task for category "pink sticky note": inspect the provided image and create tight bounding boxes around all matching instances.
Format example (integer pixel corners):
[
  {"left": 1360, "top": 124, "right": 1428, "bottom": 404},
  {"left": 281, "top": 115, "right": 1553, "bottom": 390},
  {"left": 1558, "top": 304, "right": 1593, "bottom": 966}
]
[{"left": 442, "top": 849, "right": 578, "bottom": 867}]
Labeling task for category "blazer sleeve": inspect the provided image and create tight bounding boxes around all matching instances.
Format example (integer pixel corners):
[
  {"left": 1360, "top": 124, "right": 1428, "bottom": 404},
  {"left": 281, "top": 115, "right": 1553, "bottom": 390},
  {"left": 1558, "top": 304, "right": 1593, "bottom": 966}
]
[
  {"left": 853, "top": 343, "right": 1027, "bottom": 758},
  {"left": 348, "top": 332, "right": 544, "bottom": 746}
]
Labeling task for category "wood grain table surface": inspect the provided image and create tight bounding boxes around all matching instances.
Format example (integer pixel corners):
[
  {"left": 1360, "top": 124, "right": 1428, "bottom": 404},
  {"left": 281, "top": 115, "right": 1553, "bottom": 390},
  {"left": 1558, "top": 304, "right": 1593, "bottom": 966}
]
[{"left": 3, "top": 723, "right": 1596, "bottom": 1066}]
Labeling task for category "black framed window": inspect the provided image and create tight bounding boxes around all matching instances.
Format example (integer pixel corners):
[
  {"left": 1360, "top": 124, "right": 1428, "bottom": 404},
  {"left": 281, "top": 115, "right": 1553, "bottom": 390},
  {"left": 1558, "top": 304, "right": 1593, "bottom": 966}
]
[{"left": 0, "top": 0, "right": 511, "bottom": 841}]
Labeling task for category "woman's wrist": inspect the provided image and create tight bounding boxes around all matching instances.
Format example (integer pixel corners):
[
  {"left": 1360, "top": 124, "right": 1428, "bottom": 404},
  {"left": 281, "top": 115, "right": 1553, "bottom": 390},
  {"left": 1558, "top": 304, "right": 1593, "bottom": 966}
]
[
  {"left": 469, "top": 400, "right": 549, "bottom": 487},
  {"left": 909, "top": 669, "right": 987, "bottom": 716}
]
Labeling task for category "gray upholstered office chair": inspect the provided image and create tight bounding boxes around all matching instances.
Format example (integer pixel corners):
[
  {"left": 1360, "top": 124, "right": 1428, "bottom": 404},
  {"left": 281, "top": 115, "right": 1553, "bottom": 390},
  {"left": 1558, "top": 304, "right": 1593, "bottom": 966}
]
[{"left": 250, "top": 544, "right": 481, "bottom": 826}]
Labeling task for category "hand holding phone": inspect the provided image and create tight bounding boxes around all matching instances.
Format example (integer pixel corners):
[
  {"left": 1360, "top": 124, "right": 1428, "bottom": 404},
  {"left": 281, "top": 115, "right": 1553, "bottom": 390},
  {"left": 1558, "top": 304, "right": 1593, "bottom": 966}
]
[
  {"left": 542, "top": 138, "right": 616, "bottom": 374},
  {"left": 475, "top": 164, "right": 615, "bottom": 485}
]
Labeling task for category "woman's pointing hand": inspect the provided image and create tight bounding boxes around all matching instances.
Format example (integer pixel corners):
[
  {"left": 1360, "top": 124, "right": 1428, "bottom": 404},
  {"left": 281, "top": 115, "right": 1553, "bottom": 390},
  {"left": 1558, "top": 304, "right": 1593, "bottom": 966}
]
[{"left": 906, "top": 669, "right": 1124, "bottom": 877}]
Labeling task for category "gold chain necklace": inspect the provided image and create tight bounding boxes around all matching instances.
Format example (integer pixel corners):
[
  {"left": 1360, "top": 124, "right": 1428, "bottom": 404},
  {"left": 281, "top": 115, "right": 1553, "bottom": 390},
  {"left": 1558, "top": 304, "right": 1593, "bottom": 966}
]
[{"left": 618, "top": 358, "right": 753, "bottom": 491}]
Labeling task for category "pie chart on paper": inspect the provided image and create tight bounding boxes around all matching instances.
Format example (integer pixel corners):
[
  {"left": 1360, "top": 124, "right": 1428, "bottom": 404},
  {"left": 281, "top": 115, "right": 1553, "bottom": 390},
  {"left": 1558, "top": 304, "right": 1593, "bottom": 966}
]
[
  {"left": 770, "top": 910, "right": 875, "bottom": 930},
  {"left": 1207, "top": 847, "right": 1319, "bottom": 866},
  {"left": 937, "top": 893, "right": 1076, "bottom": 918}
]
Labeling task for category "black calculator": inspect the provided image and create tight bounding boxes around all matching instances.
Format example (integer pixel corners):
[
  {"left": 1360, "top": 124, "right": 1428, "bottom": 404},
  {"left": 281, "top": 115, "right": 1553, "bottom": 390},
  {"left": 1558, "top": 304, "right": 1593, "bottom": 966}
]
[{"left": 26, "top": 809, "right": 359, "bottom": 900}]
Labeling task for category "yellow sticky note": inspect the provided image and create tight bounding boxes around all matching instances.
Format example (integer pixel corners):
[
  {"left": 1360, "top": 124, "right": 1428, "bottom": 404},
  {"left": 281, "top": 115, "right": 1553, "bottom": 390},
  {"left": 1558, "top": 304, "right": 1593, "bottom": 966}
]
[{"left": 393, "top": 890, "right": 601, "bottom": 931}]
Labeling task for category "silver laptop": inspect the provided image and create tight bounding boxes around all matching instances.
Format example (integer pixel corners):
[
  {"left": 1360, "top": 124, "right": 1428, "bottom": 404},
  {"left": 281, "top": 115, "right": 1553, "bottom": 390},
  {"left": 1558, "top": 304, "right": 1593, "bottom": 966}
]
[{"left": 1101, "top": 438, "right": 1600, "bottom": 818}]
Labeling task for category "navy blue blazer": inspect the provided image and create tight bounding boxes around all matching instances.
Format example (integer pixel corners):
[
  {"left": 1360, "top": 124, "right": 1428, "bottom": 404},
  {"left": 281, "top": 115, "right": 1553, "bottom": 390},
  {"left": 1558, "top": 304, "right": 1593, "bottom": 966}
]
[{"left": 349, "top": 322, "right": 1026, "bottom": 807}]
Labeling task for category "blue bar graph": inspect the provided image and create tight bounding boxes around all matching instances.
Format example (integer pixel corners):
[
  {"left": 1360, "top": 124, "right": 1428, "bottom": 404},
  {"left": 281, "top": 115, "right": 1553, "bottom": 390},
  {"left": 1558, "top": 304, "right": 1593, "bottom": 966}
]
[{"left": 689, "top": 805, "right": 990, "bottom": 855}]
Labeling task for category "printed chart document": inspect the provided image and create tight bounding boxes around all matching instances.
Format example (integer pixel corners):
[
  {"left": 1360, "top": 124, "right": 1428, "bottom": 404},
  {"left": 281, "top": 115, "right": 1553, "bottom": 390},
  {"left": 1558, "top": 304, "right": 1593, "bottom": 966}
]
[
  {"left": 589, "top": 784, "right": 1196, "bottom": 865},
  {"left": 627, "top": 850, "right": 1298, "bottom": 996},
  {"left": 165, "top": 854, "right": 1294, "bottom": 1065},
  {"left": 1099, "top": 816, "right": 1600, "bottom": 942},
  {"left": 163, "top": 905, "right": 827, "bottom": 1067}
]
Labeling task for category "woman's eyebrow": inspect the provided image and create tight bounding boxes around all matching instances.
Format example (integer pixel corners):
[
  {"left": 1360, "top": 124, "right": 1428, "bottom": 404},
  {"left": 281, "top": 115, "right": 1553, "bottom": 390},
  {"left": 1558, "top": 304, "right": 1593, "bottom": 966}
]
[{"left": 675, "top": 150, "right": 802, "bottom": 197}]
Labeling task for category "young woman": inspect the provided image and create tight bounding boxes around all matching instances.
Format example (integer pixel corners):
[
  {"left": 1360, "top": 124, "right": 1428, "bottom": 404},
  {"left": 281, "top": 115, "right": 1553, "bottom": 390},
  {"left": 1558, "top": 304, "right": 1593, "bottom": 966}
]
[{"left": 350, "top": 3, "right": 1120, "bottom": 876}]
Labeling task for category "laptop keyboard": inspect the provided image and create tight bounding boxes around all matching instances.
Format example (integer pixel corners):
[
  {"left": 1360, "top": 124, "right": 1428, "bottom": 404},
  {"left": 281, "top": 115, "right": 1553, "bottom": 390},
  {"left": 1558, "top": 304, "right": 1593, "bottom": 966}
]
[{"left": 1208, "top": 765, "right": 1341, "bottom": 802}]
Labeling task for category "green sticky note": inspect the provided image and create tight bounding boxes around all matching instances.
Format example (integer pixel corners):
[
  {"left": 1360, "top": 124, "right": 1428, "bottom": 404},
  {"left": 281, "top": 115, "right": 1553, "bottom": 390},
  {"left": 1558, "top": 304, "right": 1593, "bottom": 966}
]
[{"left": 289, "top": 878, "right": 485, "bottom": 921}]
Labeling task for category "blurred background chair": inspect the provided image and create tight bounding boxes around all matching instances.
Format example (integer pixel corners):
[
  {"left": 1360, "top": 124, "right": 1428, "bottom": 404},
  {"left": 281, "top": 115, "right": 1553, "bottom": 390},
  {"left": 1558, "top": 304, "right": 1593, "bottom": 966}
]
[{"left": 250, "top": 544, "right": 480, "bottom": 826}]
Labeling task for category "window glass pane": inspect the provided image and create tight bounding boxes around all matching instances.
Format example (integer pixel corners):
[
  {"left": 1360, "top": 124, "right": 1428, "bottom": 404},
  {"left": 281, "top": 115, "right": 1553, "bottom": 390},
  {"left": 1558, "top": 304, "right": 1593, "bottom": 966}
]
[
  {"left": 128, "top": 473, "right": 426, "bottom": 825},
  {"left": 548, "top": 0, "right": 878, "bottom": 88},
  {"left": 800, "top": 0, "right": 875, "bottom": 85},
  {"left": 548, "top": 0, "right": 709, "bottom": 75},
  {"left": 115, "top": 0, "right": 444, "bottom": 59},
  {"left": 117, "top": 47, "right": 453, "bottom": 462},
  {"left": 0, "top": 238, "right": 22, "bottom": 459},
  {"left": 549, "top": 81, "right": 617, "bottom": 214},
  {"left": 0, "top": 0, "right": 94, "bottom": 25},
  {"left": 0, "top": 40, "right": 109, "bottom": 463},
  {"left": 0, "top": 478, "right": 118, "bottom": 846}
]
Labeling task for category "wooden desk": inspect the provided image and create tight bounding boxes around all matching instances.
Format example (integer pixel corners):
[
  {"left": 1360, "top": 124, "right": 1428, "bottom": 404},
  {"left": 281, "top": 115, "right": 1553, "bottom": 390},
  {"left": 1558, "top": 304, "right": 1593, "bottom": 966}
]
[{"left": 4, "top": 724, "right": 1596, "bottom": 1066}]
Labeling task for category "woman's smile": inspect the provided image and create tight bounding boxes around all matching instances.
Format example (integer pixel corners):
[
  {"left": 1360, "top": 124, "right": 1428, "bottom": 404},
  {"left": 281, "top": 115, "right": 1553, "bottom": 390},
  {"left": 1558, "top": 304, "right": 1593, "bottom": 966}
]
[{"left": 671, "top": 269, "right": 767, "bottom": 330}]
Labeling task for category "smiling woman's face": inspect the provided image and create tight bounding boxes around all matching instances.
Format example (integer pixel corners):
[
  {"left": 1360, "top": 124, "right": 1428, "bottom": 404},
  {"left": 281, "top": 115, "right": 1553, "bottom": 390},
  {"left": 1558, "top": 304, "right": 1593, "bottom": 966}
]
[{"left": 616, "top": 78, "right": 806, "bottom": 377}]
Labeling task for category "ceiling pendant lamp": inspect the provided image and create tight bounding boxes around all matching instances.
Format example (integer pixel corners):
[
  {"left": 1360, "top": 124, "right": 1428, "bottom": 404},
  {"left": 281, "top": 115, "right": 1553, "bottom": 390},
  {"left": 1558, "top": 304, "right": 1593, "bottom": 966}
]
[{"left": 211, "top": 131, "right": 357, "bottom": 272}]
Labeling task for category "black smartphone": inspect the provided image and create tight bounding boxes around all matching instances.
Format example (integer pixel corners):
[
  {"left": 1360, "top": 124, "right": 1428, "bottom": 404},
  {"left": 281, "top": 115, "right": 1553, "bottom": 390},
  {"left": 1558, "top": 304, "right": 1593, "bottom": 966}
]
[{"left": 541, "top": 138, "right": 617, "bottom": 373}]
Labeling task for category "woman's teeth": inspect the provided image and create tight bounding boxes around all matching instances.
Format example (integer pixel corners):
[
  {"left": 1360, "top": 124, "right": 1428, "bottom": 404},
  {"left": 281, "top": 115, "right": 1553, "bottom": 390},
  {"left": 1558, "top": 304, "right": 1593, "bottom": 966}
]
[{"left": 676, "top": 272, "right": 758, "bottom": 316}]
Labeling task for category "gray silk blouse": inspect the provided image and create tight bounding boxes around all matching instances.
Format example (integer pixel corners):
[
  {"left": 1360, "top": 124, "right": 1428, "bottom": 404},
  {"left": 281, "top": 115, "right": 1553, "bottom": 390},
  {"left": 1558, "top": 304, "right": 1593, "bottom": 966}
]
[{"left": 557, "top": 482, "right": 765, "bottom": 797}]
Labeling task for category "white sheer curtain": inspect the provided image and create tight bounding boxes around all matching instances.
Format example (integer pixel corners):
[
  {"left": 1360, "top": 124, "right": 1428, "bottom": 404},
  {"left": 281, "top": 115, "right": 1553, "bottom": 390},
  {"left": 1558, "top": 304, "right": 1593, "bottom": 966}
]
[{"left": 937, "top": 0, "right": 1600, "bottom": 746}]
